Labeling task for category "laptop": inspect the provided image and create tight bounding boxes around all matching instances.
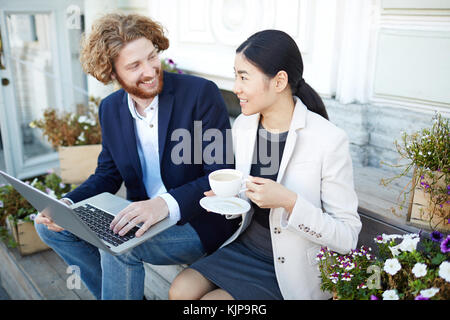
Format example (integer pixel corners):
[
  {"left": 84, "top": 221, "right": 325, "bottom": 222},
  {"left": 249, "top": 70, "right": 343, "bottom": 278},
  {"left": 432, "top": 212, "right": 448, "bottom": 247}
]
[{"left": 0, "top": 170, "right": 176, "bottom": 255}]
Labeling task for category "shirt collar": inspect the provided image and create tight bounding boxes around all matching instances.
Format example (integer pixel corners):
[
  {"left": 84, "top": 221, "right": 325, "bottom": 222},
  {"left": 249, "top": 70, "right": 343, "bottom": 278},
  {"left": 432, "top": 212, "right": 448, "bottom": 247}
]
[{"left": 127, "top": 94, "right": 159, "bottom": 121}]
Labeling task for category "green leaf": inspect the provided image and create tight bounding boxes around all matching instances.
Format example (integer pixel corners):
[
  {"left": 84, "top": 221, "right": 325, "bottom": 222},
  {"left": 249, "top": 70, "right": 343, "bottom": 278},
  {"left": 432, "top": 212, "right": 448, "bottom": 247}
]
[{"left": 431, "top": 253, "right": 446, "bottom": 265}]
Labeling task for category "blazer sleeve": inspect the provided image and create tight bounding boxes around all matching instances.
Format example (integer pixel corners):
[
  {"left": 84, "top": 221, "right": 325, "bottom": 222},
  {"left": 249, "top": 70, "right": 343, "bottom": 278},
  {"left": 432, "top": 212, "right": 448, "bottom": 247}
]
[
  {"left": 167, "top": 80, "right": 234, "bottom": 224},
  {"left": 280, "top": 131, "right": 362, "bottom": 254},
  {"left": 64, "top": 101, "right": 123, "bottom": 203}
]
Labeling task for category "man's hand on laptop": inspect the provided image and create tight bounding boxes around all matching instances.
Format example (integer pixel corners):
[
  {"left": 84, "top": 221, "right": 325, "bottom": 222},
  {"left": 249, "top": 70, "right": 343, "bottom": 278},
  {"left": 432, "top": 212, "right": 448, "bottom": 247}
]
[
  {"left": 34, "top": 198, "right": 72, "bottom": 232},
  {"left": 110, "top": 196, "right": 169, "bottom": 238}
]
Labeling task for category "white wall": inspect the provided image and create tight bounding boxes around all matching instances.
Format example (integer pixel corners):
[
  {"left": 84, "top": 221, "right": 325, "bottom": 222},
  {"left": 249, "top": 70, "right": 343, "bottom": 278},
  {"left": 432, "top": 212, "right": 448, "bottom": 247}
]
[
  {"left": 147, "top": 0, "right": 343, "bottom": 98},
  {"left": 145, "top": 0, "right": 450, "bottom": 115}
]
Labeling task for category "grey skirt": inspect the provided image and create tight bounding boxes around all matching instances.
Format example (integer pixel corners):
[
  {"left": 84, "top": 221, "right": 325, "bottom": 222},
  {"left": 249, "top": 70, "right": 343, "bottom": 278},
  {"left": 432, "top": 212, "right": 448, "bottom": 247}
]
[{"left": 189, "top": 236, "right": 283, "bottom": 300}]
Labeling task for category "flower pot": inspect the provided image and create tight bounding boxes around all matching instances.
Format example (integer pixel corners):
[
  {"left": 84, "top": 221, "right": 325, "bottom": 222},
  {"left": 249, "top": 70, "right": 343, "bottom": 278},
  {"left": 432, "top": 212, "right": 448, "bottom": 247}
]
[
  {"left": 408, "top": 172, "right": 449, "bottom": 232},
  {"left": 332, "top": 291, "right": 340, "bottom": 300},
  {"left": 5, "top": 216, "right": 49, "bottom": 256},
  {"left": 58, "top": 144, "right": 102, "bottom": 185}
]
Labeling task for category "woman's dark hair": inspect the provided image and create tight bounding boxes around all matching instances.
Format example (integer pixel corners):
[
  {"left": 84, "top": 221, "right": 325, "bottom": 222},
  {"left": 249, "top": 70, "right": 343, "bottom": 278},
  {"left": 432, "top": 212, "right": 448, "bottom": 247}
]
[{"left": 236, "top": 30, "right": 328, "bottom": 120}]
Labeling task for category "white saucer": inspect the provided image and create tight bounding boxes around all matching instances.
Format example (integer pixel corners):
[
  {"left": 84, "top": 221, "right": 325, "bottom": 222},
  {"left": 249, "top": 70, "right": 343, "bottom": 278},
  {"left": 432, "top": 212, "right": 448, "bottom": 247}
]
[{"left": 199, "top": 196, "right": 251, "bottom": 215}]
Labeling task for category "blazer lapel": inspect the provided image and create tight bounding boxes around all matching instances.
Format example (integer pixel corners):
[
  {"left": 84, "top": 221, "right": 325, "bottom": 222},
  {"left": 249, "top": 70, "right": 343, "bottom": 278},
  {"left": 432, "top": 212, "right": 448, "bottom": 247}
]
[
  {"left": 235, "top": 113, "right": 259, "bottom": 177},
  {"left": 119, "top": 93, "right": 143, "bottom": 181},
  {"left": 276, "top": 97, "right": 307, "bottom": 183},
  {"left": 157, "top": 72, "right": 175, "bottom": 164}
]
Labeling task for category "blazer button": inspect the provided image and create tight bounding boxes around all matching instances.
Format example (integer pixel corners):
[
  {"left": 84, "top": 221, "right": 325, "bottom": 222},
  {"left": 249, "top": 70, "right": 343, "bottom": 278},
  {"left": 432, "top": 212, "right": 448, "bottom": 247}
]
[
  {"left": 274, "top": 227, "right": 281, "bottom": 234},
  {"left": 304, "top": 226, "right": 310, "bottom": 232},
  {"left": 298, "top": 224, "right": 304, "bottom": 230},
  {"left": 149, "top": 124, "right": 154, "bottom": 128},
  {"left": 277, "top": 257, "right": 286, "bottom": 263}
]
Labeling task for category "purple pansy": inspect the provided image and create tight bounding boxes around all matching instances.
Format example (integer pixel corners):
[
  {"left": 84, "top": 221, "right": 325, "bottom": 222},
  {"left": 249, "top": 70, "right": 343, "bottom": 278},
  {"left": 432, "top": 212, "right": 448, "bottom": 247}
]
[
  {"left": 441, "top": 235, "right": 450, "bottom": 254},
  {"left": 431, "top": 231, "right": 443, "bottom": 242}
]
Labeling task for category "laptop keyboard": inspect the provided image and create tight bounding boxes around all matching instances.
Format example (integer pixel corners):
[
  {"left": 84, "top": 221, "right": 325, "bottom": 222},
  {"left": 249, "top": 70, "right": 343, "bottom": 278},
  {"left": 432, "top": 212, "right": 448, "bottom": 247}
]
[{"left": 73, "top": 204, "right": 139, "bottom": 247}]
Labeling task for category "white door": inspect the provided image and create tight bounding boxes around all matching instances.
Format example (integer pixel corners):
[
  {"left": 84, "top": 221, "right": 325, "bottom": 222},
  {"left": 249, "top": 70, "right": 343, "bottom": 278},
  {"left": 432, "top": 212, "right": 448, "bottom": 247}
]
[{"left": 0, "top": 0, "right": 86, "bottom": 179}]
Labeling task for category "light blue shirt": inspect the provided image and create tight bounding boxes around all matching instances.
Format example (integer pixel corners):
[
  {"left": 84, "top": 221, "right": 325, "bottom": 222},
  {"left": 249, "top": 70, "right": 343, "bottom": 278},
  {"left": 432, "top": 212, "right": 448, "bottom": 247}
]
[{"left": 127, "top": 93, "right": 181, "bottom": 222}]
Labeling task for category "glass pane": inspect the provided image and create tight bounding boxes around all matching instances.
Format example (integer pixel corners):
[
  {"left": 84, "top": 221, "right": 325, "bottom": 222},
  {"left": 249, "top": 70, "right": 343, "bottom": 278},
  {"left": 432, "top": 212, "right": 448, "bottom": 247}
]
[
  {"left": 68, "top": 13, "right": 88, "bottom": 109},
  {"left": 0, "top": 126, "right": 5, "bottom": 172},
  {"left": 6, "top": 13, "right": 56, "bottom": 161}
]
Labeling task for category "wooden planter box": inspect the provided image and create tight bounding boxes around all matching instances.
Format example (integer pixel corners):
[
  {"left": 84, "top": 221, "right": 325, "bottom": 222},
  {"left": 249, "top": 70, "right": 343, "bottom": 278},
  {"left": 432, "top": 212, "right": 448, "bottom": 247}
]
[
  {"left": 407, "top": 172, "right": 450, "bottom": 233},
  {"left": 58, "top": 144, "right": 102, "bottom": 185},
  {"left": 6, "top": 217, "right": 49, "bottom": 256}
]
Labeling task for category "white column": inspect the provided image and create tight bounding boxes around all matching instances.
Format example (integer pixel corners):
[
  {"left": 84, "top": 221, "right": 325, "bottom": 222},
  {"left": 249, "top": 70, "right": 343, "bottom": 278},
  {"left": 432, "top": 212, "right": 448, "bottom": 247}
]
[
  {"left": 117, "top": 0, "right": 148, "bottom": 14},
  {"left": 335, "top": 0, "right": 378, "bottom": 104}
]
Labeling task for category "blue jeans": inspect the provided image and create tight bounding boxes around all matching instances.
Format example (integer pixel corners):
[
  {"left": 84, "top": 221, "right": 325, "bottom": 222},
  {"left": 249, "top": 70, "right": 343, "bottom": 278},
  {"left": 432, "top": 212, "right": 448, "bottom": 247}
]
[{"left": 35, "top": 222, "right": 206, "bottom": 300}]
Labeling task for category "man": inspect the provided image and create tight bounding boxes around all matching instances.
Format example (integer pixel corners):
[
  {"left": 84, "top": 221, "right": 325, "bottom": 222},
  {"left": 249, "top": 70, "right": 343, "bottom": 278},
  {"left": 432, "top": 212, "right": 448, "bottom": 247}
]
[{"left": 35, "top": 13, "right": 239, "bottom": 299}]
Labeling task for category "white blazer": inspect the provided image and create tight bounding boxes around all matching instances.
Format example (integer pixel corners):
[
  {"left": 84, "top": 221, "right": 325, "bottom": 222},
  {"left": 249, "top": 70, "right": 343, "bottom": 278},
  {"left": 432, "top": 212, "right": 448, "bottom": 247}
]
[{"left": 220, "top": 97, "right": 362, "bottom": 300}]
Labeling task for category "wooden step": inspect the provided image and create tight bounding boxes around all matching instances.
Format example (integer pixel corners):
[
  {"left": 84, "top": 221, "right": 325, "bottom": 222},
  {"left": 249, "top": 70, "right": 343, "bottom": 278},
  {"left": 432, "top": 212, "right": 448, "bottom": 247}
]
[
  {"left": 0, "top": 239, "right": 186, "bottom": 300},
  {"left": 0, "top": 241, "right": 94, "bottom": 300}
]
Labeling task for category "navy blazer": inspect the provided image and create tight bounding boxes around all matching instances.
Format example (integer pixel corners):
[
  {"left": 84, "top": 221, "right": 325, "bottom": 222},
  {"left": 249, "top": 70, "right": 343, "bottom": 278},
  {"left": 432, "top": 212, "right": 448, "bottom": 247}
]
[{"left": 66, "top": 72, "right": 240, "bottom": 254}]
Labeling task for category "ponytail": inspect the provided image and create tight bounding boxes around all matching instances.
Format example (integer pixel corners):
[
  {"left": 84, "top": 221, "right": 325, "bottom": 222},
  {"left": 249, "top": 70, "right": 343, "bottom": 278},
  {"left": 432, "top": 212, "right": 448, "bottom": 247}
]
[{"left": 295, "top": 78, "right": 329, "bottom": 120}]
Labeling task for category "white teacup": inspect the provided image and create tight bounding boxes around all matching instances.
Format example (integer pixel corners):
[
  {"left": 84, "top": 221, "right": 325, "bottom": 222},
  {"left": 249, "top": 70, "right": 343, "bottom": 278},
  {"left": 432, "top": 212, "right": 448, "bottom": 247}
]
[{"left": 208, "top": 169, "right": 247, "bottom": 198}]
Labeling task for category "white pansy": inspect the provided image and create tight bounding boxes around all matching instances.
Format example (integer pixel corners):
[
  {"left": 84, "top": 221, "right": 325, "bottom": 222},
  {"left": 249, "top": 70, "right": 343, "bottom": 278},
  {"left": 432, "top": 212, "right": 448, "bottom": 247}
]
[
  {"left": 30, "top": 178, "right": 38, "bottom": 187},
  {"left": 412, "top": 263, "right": 427, "bottom": 278},
  {"left": 439, "top": 261, "right": 450, "bottom": 282},
  {"left": 78, "top": 132, "right": 85, "bottom": 142},
  {"left": 389, "top": 245, "right": 401, "bottom": 257},
  {"left": 402, "top": 233, "right": 419, "bottom": 240},
  {"left": 384, "top": 258, "right": 402, "bottom": 276},
  {"left": 420, "top": 288, "right": 439, "bottom": 298},
  {"left": 381, "top": 234, "right": 403, "bottom": 243},
  {"left": 48, "top": 189, "right": 57, "bottom": 199},
  {"left": 382, "top": 290, "right": 399, "bottom": 300},
  {"left": 398, "top": 237, "right": 420, "bottom": 252},
  {"left": 78, "top": 115, "right": 88, "bottom": 123}
]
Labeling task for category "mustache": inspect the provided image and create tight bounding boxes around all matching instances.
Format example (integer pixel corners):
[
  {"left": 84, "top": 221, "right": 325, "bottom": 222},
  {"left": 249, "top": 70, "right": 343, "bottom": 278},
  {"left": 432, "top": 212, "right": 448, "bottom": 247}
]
[{"left": 138, "top": 69, "right": 161, "bottom": 84}]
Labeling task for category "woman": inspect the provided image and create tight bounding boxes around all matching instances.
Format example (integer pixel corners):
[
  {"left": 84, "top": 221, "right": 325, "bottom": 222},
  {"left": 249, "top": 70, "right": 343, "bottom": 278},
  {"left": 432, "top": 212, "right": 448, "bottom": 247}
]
[{"left": 169, "top": 30, "right": 362, "bottom": 300}]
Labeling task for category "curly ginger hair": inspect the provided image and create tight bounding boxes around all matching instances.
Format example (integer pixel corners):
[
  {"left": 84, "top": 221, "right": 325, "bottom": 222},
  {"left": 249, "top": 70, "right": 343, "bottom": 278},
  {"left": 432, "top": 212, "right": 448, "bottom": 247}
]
[{"left": 80, "top": 13, "right": 169, "bottom": 84}]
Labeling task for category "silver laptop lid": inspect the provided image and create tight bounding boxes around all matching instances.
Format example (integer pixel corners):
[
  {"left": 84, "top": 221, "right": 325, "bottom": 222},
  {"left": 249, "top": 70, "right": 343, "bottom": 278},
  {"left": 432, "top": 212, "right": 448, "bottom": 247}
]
[{"left": 0, "top": 170, "right": 110, "bottom": 252}]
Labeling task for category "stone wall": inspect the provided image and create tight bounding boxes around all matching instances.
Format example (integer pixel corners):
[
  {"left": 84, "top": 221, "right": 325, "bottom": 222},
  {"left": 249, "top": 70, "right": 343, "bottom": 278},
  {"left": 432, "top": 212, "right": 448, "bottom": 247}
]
[{"left": 325, "top": 99, "right": 440, "bottom": 176}]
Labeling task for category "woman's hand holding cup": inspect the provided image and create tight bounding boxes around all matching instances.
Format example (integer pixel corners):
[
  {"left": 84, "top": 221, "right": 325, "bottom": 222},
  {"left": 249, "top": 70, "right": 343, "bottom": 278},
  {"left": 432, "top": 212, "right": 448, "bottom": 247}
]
[{"left": 204, "top": 190, "right": 216, "bottom": 197}]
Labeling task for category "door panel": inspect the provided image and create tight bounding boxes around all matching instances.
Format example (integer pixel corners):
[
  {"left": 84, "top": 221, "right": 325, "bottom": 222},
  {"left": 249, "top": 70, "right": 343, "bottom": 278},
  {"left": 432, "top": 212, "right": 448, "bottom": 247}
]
[
  {"left": 6, "top": 12, "right": 56, "bottom": 161},
  {"left": 0, "top": 0, "right": 86, "bottom": 179}
]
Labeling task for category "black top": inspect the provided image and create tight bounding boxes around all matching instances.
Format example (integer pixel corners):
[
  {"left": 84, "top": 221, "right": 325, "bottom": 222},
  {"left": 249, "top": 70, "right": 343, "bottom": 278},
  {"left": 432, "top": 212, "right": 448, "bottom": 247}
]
[
  {"left": 249, "top": 122, "right": 288, "bottom": 228},
  {"left": 239, "top": 122, "right": 288, "bottom": 257}
]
